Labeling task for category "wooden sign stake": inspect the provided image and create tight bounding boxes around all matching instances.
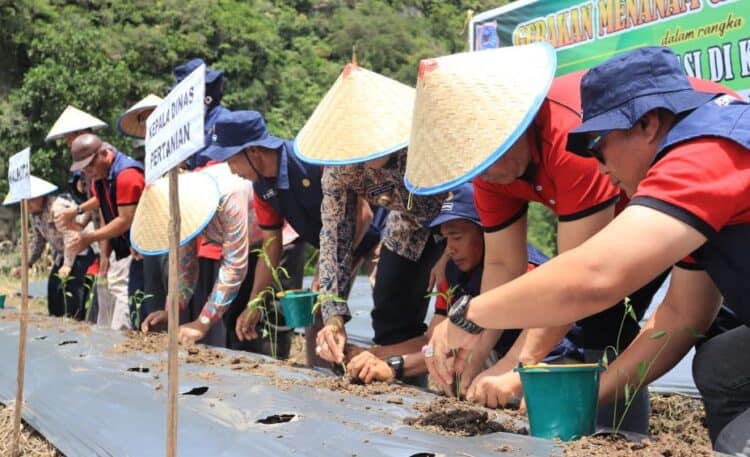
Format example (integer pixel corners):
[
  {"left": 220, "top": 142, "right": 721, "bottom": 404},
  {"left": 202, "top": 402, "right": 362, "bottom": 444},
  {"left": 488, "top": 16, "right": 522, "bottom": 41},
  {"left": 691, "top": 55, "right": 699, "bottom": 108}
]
[
  {"left": 166, "top": 169, "right": 181, "bottom": 457},
  {"left": 10, "top": 198, "right": 30, "bottom": 457}
]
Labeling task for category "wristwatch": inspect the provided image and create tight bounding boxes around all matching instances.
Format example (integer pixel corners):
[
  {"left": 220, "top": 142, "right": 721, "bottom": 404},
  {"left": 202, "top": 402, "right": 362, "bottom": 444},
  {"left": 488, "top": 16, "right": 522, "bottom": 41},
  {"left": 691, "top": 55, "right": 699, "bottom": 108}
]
[
  {"left": 76, "top": 205, "right": 84, "bottom": 216},
  {"left": 198, "top": 315, "right": 211, "bottom": 326},
  {"left": 386, "top": 355, "right": 405, "bottom": 379},
  {"left": 448, "top": 294, "right": 484, "bottom": 334}
]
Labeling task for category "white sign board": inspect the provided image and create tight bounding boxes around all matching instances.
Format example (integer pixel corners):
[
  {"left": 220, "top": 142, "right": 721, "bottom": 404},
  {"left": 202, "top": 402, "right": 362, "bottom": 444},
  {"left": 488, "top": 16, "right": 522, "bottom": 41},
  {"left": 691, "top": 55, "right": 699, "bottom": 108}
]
[
  {"left": 7, "top": 147, "right": 31, "bottom": 202},
  {"left": 144, "top": 64, "right": 206, "bottom": 183}
]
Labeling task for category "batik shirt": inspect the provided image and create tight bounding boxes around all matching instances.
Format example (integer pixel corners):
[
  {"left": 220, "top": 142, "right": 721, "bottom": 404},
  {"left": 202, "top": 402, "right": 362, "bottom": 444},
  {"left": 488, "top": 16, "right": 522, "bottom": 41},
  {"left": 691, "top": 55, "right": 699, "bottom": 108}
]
[
  {"left": 318, "top": 150, "right": 445, "bottom": 321},
  {"left": 29, "top": 197, "right": 67, "bottom": 268},
  {"left": 29, "top": 195, "right": 93, "bottom": 268},
  {"left": 176, "top": 164, "right": 253, "bottom": 323}
]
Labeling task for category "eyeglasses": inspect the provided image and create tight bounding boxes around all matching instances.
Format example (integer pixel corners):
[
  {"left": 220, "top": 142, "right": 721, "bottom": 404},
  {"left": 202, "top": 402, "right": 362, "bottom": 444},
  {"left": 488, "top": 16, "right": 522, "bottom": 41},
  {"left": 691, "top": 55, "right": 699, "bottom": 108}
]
[{"left": 586, "top": 130, "right": 611, "bottom": 164}]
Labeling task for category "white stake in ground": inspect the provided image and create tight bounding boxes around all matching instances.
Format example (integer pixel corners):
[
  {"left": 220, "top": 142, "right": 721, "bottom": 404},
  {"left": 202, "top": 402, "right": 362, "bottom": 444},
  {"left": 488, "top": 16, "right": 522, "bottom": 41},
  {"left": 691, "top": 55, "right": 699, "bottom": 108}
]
[
  {"left": 145, "top": 64, "right": 205, "bottom": 457},
  {"left": 7, "top": 147, "right": 31, "bottom": 457}
]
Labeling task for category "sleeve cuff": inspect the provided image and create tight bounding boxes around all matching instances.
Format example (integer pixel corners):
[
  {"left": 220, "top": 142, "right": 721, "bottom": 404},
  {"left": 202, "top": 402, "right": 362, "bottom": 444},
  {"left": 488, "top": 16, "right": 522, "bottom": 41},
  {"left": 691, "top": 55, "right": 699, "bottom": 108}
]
[
  {"left": 629, "top": 196, "right": 716, "bottom": 239},
  {"left": 483, "top": 204, "right": 528, "bottom": 233},
  {"left": 558, "top": 196, "right": 618, "bottom": 222}
]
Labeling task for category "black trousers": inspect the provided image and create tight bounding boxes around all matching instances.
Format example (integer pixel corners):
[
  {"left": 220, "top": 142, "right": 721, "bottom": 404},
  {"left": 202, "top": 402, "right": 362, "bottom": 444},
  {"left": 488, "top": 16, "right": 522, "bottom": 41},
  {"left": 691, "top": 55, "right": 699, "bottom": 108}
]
[
  {"left": 47, "top": 252, "right": 97, "bottom": 320},
  {"left": 371, "top": 238, "right": 444, "bottom": 346},
  {"left": 693, "top": 325, "right": 750, "bottom": 453}
]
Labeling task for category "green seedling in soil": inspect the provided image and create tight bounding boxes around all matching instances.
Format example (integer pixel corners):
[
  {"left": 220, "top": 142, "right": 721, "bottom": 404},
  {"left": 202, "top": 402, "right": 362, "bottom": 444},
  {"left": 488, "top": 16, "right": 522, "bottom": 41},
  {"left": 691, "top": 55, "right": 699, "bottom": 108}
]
[
  {"left": 128, "top": 289, "right": 153, "bottom": 332},
  {"left": 426, "top": 285, "right": 466, "bottom": 399},
  {"left": 311, "top": 292, "right": 349, "bottom": 379},
  {"left": 604, "top": 297, "right": 706, "bottom": 436},
  {"left": 56, "top": 272, "right": 75, "bottom": 320},
  {"left": 245, "top": 237, "right": 291, "bottom": 359},
  {"left": 82, "top": 274, "right": 96, "bottom": 322}
]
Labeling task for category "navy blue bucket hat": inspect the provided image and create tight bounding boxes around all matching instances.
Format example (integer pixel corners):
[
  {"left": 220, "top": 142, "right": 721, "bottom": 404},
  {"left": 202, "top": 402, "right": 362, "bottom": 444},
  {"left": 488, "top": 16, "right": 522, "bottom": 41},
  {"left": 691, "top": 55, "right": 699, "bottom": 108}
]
[
  {"left": 204, "top": 110, "right": 285, "bottom": 162},
  {"left": 428, "top": 183, "right": 481, "bottom": 228},
  {"left": 173, "top": 58, "right": 224, "bottom": 84},
  {"left": 567, "top": 46, "right": 719, "bottom": 157}
]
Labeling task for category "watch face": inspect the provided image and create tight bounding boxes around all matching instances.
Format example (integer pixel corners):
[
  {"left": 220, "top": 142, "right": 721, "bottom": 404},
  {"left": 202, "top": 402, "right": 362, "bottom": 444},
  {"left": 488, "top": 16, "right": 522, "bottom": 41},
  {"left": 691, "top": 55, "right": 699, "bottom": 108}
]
[{"left": 387, "top": 355, "right": 403, "bottom": 367}]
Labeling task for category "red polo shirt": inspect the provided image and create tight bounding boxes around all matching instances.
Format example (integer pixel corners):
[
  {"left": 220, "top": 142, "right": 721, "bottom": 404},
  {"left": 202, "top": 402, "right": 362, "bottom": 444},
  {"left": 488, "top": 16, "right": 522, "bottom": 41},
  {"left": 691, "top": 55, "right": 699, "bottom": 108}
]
[
  {"left": 473, "top": 73, "right": 619, "bottom": 231},
  {"left": 255, "top": 197, "right": 284, "bottom": 231},
  {"left": 631, "top": 137, "right": 750, "bottom": 240},
  {"left": 90, "top": 168, "right": 145, "bottom": 207}
]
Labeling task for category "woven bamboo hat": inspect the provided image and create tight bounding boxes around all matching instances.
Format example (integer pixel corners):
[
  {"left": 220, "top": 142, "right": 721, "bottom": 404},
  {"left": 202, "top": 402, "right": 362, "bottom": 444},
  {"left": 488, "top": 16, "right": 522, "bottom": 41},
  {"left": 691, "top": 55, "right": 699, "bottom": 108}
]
[
  {"left": 404, "top": 42, "right": 556, "bottom": 195},
  {"left": 294, "top": 63, "right": 415, "bottom": 165},
  {"left": 45, "top": 106, "right": 108, "bottom": 142},
  {"left": 130, "top": 170, "right": 220, "bottom": 256},
  {"left": 3, "top": 176, "right": 58, "bottom": 206},
  {"left": 117, "top": 94, "right": 163, "bottom": 139}
]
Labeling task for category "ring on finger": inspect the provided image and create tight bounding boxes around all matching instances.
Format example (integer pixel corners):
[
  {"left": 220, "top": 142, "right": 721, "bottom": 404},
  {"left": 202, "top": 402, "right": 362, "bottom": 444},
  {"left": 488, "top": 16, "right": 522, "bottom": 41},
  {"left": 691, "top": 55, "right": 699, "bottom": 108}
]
[
  {"left": 421, "top": 344, "right": 434, "bottom": 358},
  {"left": 315, "top": 345, "right": 322, "bottom": 354}
]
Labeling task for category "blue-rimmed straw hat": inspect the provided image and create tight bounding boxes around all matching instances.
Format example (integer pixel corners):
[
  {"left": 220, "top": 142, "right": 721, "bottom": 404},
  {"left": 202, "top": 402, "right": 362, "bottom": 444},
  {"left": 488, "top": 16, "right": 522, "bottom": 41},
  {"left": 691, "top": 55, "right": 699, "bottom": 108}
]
[
  {"left": 3, "top": 176, "right": 58, "bottom": 206},
  {"left": 404, "top": 42, "right": 556, "bottom": 195},
  {"left": 117, "top": 94, "right": 163, "bottom": 139},
  {"left": 130, "top": 170, "right": 220, "bottom": 255},
  {"left": 294, "top": 63, "right": 415, "bottom": 165}
]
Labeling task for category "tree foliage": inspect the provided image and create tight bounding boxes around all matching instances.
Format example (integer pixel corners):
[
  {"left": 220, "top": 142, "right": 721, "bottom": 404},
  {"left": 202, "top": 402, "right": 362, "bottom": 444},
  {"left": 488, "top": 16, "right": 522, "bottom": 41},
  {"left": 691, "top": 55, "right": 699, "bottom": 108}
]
[{"left": 0, "top": 0, "right": 558, "bottom": 249}]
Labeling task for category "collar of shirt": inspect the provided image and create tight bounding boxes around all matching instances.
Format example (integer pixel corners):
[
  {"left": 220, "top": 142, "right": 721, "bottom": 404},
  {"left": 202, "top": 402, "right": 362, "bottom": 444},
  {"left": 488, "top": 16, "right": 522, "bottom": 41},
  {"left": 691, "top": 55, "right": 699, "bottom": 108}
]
[{"left": 275, "top": 142, "right": 291, "bottom": 190}]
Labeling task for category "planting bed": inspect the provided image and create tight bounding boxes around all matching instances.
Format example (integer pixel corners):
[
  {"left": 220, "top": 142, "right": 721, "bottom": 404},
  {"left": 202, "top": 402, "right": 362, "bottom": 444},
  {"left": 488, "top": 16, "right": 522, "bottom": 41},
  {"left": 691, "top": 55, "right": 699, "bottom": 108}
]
[{"left": 0, "top": 310, "right": 721, "bottom": 456}]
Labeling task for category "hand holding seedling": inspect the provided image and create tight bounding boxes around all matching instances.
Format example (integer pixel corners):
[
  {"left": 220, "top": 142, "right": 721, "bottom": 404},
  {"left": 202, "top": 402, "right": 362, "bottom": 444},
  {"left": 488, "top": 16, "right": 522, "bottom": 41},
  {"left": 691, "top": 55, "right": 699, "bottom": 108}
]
[
  {"left": 316, "top": 317, "right": 347, "bottom": 363},
  {"left": 347, "top": 350, "right": 394, "bottom": 383},
  {"left": 235, "top": 307, "right": 262, "bottom": 341}
]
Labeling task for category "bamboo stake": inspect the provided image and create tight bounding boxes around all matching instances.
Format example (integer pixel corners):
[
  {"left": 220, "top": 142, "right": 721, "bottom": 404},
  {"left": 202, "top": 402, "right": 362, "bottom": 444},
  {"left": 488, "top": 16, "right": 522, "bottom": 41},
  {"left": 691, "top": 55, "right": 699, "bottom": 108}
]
[
  {"left": 10, "top": 198, "right": 30, "bottom": 457},
  {"left": 166, "top": 169, "right": 180, "bottom": 457}
]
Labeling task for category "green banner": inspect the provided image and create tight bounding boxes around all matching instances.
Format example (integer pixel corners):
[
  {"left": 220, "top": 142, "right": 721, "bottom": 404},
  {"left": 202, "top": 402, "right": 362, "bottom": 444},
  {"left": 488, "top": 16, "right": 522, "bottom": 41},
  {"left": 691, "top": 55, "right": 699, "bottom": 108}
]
[{"left": 471, "top": 0, "right": 750, "bottom": 94}]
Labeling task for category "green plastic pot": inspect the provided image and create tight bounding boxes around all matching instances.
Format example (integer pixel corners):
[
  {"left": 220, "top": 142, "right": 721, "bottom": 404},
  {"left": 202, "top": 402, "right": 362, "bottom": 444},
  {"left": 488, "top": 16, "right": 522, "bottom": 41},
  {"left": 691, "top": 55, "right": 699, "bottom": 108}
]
[
  {"left": 279, "top": 291, "right": 318, "bottom": 328},
  {"left": 515, "top": 362, "right": 605, "bottom": 441}
]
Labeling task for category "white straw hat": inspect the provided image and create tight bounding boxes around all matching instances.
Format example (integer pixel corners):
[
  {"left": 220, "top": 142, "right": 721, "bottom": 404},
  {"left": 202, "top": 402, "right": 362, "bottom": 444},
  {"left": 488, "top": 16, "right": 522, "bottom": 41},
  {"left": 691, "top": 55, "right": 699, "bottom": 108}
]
[
  {"left": 294, "top": 63, "right": 415, "bottom": 165},
  {"left": 117, "top": 94, "right": 163, "bottom": 139},
  {"left": 130, "top": 171, "right": 220, "bottom": 256},
  {"left": 45, "top": 106, "right": 108, "bottom": 142},
  {"left": 404, "top": 42, "right": 556, "bottom": 195},
  {"left": 3, "top": 176, "right": 58, "bottom": 206}
]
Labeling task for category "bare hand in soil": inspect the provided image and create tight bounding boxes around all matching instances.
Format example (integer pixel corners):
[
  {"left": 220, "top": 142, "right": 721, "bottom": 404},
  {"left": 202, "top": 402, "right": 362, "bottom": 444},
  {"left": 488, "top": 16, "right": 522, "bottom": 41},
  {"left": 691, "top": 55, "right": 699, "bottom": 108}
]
[
  {"left": 235, "top": 307, "right": 261, "bottom": 341},
  {"left": 425, "top": 320, "right": 457, "bottom": 393},
  {"left": 179, "top": 318, "right": 210, "bottom": 345},
  {"left": 467, "top": 369, "right": 523, "bottom": 409},
  {"left": 142, "top": 310, "right": 168, "bottom": 333},
  {"left": 316, "top": 321, "right": 346, "bottom": 363},
  {"left": 347, "top": 351, "right": 394, "bottom": 383}
]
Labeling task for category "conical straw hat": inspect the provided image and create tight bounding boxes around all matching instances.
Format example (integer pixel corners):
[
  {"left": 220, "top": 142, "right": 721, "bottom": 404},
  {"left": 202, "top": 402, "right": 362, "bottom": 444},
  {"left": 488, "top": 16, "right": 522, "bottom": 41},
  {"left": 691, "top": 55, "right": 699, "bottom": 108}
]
[
  {"left": 117, "top": 94, "right": 163, "bottom": 139},
  {"left": 404, "top": 42, "right": 556, "bottom": 195},
  {"left": 130, "top": 171, "right": 220, "bottom": 255},
  {"left": 45, "top": 106, "right": 108, "bottom": 142},
  {"left": 294, "top": 63, "right": 415, "bottom": 165},
  {"left": 3, "top": 176, "right": 58, "bottom": 206}
]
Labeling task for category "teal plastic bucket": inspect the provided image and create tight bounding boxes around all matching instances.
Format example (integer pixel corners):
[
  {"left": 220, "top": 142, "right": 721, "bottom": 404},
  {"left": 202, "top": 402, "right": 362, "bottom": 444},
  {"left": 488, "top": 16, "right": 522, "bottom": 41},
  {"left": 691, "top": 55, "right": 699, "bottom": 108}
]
[
  {"left": 515, "top": 362, "right": 605, "bottom": 441},
  {"left": 0, "top": 294, "right": 5, "bottom": 309},
  {"left": 279, "top": 291, "right": 318, "bottom": 328}
]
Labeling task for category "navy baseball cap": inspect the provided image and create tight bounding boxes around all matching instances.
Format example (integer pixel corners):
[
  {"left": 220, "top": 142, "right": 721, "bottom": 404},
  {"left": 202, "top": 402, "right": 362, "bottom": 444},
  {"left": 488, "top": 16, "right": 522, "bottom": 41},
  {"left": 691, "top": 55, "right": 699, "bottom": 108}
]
[
  {"left": 173, "top": 58, "right": 224, "bottom": 84},
  {"left": 428, "top": 183, "right": 481, "bottom": 228},
  {"left": 203, "top": 110, "right": 285, "bottom": 162},
  {"left": 567, "top": 46, "right": 718, "bottom": 157}
]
